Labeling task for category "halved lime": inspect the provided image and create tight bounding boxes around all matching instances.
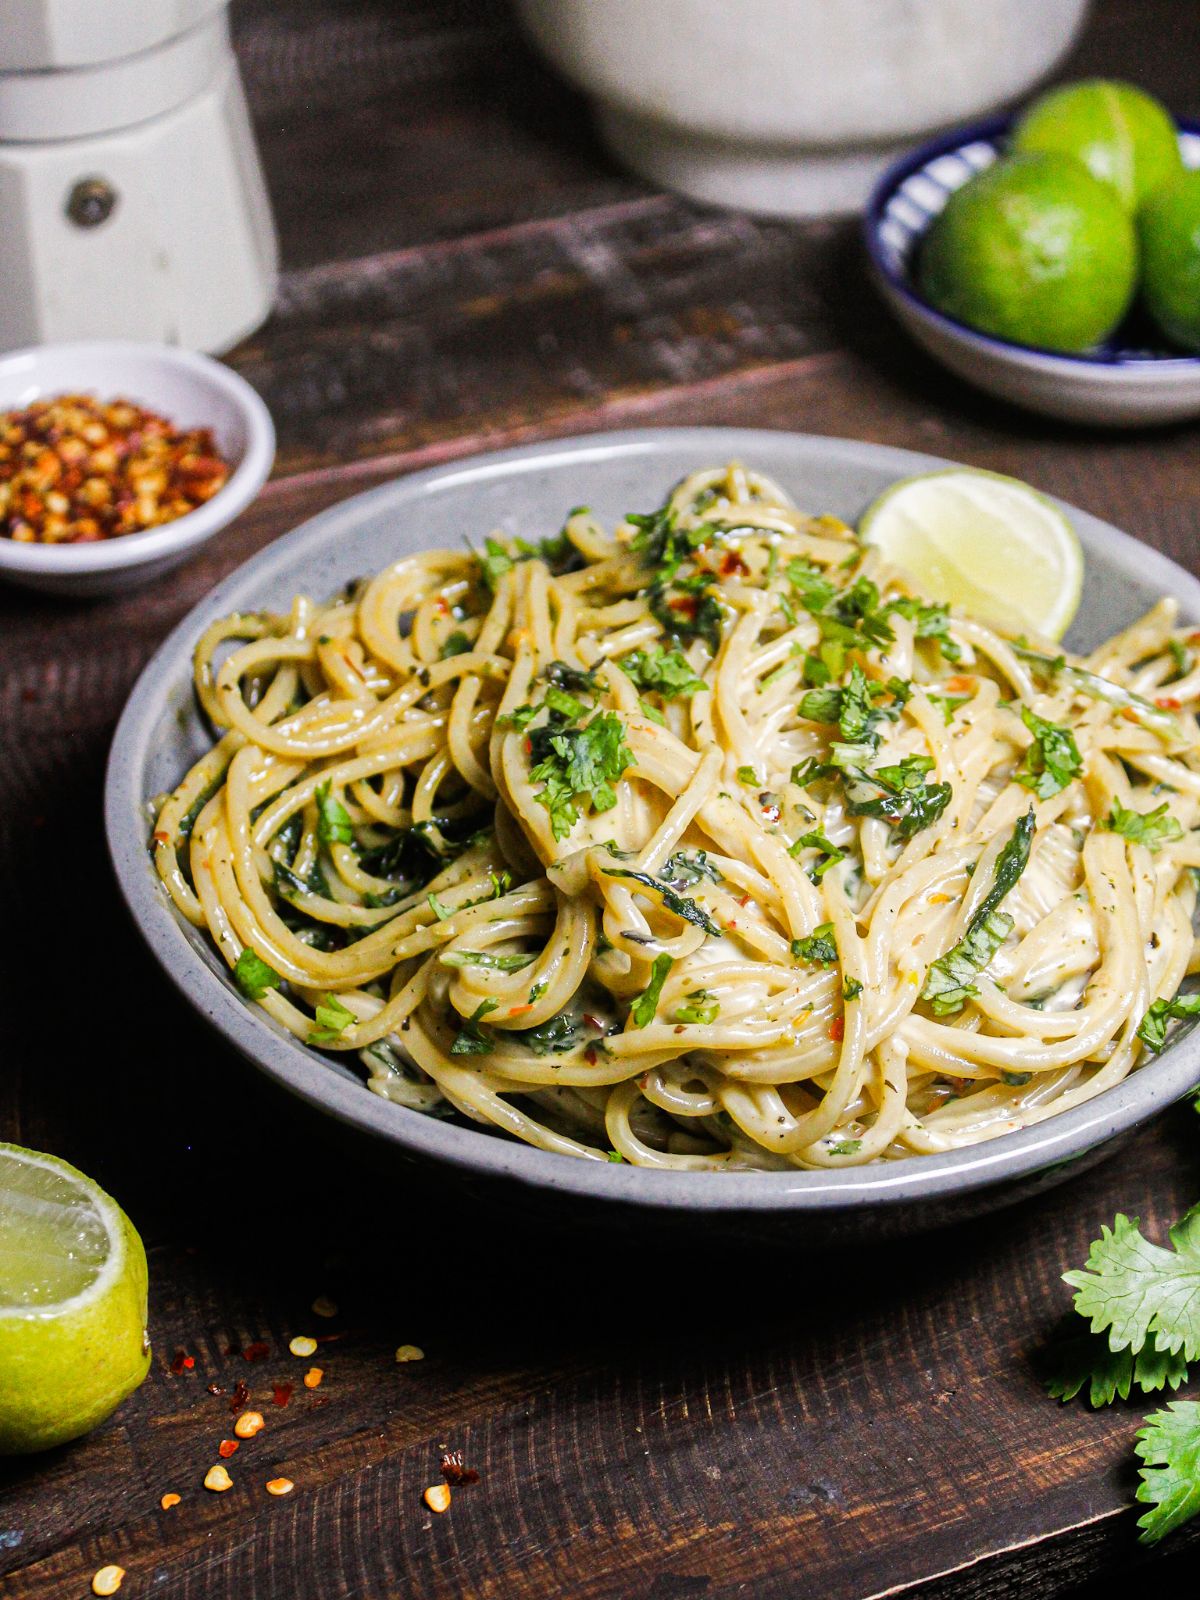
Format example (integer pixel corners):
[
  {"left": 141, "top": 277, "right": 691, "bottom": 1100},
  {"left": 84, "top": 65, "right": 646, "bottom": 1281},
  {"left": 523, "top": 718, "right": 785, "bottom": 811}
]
[
  {"left": 0, "top": 1144, "right": 150, "bottom": 1454},
  {"left": 860, "top": 468, "right": 1083, "bottom": 641}
]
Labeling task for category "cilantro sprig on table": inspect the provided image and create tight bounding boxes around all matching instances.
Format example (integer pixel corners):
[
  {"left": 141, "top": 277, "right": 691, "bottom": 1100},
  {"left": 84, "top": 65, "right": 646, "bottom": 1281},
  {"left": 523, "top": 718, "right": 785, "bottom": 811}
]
[{"left": 1046, "top": 1198, "right": 1200, "bottom": 1543}]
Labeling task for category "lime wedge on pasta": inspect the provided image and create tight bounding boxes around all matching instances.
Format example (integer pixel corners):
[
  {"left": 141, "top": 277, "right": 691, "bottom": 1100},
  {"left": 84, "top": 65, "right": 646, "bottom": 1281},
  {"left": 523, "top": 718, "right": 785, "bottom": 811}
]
[
  {"left": 0, "top": 1144, "right": 150, "bottom": 1454},
  {"left": 860, "top": 468, "right": 1083, "bottom": 641}
]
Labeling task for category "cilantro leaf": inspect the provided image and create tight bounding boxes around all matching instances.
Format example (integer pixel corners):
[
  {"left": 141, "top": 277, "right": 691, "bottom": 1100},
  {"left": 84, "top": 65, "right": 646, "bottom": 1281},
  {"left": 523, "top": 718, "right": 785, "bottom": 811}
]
[
  {"left": 785, "top": 557, "right": 837, "bottom": 614},
  {"left": 922, "top": 811, "right": 1034, "bottom": 1015},
  {"left": 662, "top": 849, "right": 723, "bottom": 888},
  {"left": 1135, "top": 1402, "right": 1200, "bottom": 1544},
  {"left": 798, "top": 685, "right": 843, "bottom": 724},
  {"left": 309, "top": 993, "right": 355, "bottom": 1045},
  {"left": 450, "top": 999, "right": 499, "bottom": 1055},
  {"left": 478, "top": 536, "right": 514, "bottom": 592},
  {"left": 827, "top": 1139, "right": 862, "bottom": 1156},
  {"left": 1063, "top": 1207, "right": 1200, "bottom": 1360},
  {"left": 1137, "top": 990, "right": 1200, "bottom": 1053},
  {"left": 621, "top": 646, "right": 705, "bottom": 698},
  {"left": 315, "top": 780, "right": 353, "bottom": 846},
  {"left": 792, "top": 923, "right": 838, "bottom": 966},
  {"left": 883, "top": 596, "right": 961, "bottom": 662},
  {"left": 647, "top": 571, "right": 724, "bottom": 650},
  {"left": 513, "top": 1013, "right": 582, "bottom": 1054},
  {"left": 545, "top": 660, "right": 600, "bottom": 694},
  {"left": 233, "top": 949, "right": 282, "bottom": 1001},
  {"left": 440, "top": 631, "right": 471, "bottom": 659},
  {"left": 673, "top": 989, "right": 719, "bottom": 1025},
  {"left": 788, "top": 830, "right": 845, "bottom": 883},
  {"left": 631, "top": 953, "right": 673, "bottom": 1027},
  {"left": 843, "top": 753, "right": 953, "bottom": 841},
  {"left": 601, "top": 867, "right": 720, "bottom": 936},
  {"left": 440, "top": 950, "right": 536, "bottom": 972},
  {"left": 1045, "top": 1332, "right": 1189, "bottom": 1408},
  {"left": 1016, "top": 707, "right": 1083, "bottom": 799},
  {"left": 1106, "top": 801, "right": 1183, "bottom": 853},
  {"left": 530, "top": 711, "right": 635, "bottom": 840}
]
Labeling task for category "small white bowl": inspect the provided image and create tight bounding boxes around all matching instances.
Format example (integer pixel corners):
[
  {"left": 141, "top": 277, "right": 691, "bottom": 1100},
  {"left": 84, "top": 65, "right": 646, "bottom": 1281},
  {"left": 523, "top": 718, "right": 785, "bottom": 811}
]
[
  {"left": 0, "top": 340, "right": 274, "bottom": 596},
  {"left": 865, "top": 118, "right": 1200, "bottom": 428}
]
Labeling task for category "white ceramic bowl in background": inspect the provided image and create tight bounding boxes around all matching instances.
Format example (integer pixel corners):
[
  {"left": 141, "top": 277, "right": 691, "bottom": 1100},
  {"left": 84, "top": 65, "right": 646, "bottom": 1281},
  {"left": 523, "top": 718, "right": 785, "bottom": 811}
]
[
  {"left": 865, "top": 118, "right": 1200, "bottom": 427},
  {"left": 514, "top": 0, "right": 1092, "bottom": 217},
  {"left": 0, "top": 341, "right": 274, "bottom": 597}
]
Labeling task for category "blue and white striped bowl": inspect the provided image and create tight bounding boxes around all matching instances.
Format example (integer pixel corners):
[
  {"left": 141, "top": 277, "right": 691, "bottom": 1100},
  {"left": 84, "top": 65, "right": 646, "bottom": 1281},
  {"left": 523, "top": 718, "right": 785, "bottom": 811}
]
[{"left": 864, "top": 116, "right": 1200, "bottom": 427}]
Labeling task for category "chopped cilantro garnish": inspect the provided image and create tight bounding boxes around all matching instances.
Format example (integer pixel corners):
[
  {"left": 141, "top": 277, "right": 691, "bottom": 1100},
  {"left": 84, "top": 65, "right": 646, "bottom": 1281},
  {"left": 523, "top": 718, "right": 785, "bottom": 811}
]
[
  {"left": 673, "top": 989, "right": 719, "bottom": 1025},
  {"left": 450, "top": 999, "right": 499, "bottom": 1055},
  {"left": 631, "top": 953, "right": 673, "bottom": 1027},
  {"left": 828, "top": 1139, "right": 862, "bottom": 1156},
  {"left": 1016, "top": 708, "right": 1082, "bottom": 799},
  {"left": 233, "top": 948, "right": 281, "bottom": 1001},
  {"left": 922, "top": 810, "right": 1033, "bottom": 1014},
  {"left": 440, "top": 631, "right": 471, "bottom": 659},
  {"left": 788, "top": 830, "right": 845, "bottom": 883},
  {"left": 315, "top": 780, "right": 353, "bottom": 846},
  {"left": 440, "top": 950, "right": 536, "bottom": 971},
  {"left": 530, "top": 711, "right": 635, "bottom": 841},
  {"left": 1106, "top": 801, "right": 1183, "bottom": 853},
  {"left": 791, "top": 922, "right": 838, "bottom": 966},
  {"left": 601, "top": 866, "right": 720, "bottom": 935},
  {"left": 883, "top": 596, "right": 961, "bottom": 662},
  {"left": 662, "top": 849, "right": 723, "bottom": 888},
  {"left": 309, "top": 993, "right": 356, "bottom": 1045},
  {"left": 1137, "top": 989, "right": 1200, "bottom": 1053},
  {"left": 621, "top": 646, "right": 705, "bottom": 698},
  {"left": 842, "top": 977, "right": 863, "bottom": 1002},
  {"left": 736, "top": 765, "right": 759, "bottom": 786}
]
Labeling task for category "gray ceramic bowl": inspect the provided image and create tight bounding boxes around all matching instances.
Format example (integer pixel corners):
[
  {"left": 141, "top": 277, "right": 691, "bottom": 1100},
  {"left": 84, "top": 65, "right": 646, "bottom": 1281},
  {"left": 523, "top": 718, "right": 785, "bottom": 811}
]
[{"left": 105, "top": 428, "right": 1200, "bottom": 1240}]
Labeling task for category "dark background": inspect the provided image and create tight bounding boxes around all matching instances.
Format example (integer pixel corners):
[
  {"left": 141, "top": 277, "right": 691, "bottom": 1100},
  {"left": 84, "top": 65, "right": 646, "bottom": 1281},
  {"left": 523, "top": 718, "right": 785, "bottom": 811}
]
[{"left": 3, "top": 1, "right": 1200, "bottom": 1595}]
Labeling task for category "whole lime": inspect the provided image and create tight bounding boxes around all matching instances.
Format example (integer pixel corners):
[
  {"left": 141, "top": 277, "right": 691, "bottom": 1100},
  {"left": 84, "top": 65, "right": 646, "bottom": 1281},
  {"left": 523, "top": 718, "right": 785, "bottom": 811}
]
[
  {"left": 1012, "top": 79, "right": 1182, "bottom": 213},
  {"left": 917, "top": 152, "right": 1138, "bottom": 353},
  {"left": 0, "top": 1144, "right": 151, "bottom": 1454},
  {"left": 1138, "top": 169, "right": 1200, "bottom": 352}
]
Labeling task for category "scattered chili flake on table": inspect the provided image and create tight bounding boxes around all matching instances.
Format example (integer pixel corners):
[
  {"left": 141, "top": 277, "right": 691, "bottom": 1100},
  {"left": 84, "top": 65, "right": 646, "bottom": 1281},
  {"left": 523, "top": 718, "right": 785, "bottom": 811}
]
[
  {"left": 234, "top": 1410, "right": 265, "bottom": 1439},
  {"left": 206, "top": 1383, "right": 225, "bottom": 1397},
  {"left": 218, "top": 1439, "right": 240, "bottom": 1459},
  {"left": 440, "top": 1450, "right": 480, "bottom": 1487},
  {"left": 288, "top": 1335, "right": 317, "bottom": 1358},
  {"left": 303, "top": 1367, "right": 323, "bottom": 1389},
  {"left": 91, "top": 1565, "right": 126, "bottom": 1596},
  {"left": 160, "top": 1493, "right": 181, "bottom": 1511},
  {"left": 424, "top": 1484, "right": 452, "bottom": 1514},
  {"left": 169, "top": 1350, "right": 194, "bottom": 1375},
  {"left": 311, "top": 1295, "right": 338, "bottom": 1319},
  {"left": 204, "top": 1464, "right": 233, "bottom": 1493},
  {"left": 266, "top": 1478, "right": 294, "bottom": 1497},
  {"left": 242, "top": 1340, "right": 271, "bottom": 1363},
  {"left": 272, "top": 1382, "right": 294, "bottom": 1408},
  {"left": 0, "top": 394, "right": 229, "bottom": 543},
  {"left": 228, "top": 1380, "right": 251, "bottom": 1413},
  {"left": 394, "top": 1344, "right": 424, "bottom": 1363}
]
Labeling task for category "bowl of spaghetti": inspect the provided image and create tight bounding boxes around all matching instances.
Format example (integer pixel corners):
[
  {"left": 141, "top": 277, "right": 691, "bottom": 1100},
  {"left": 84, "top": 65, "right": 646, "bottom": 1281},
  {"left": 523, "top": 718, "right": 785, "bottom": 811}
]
[{"left": 106, "top": 428, "right": 1200, "bottom": 1238}]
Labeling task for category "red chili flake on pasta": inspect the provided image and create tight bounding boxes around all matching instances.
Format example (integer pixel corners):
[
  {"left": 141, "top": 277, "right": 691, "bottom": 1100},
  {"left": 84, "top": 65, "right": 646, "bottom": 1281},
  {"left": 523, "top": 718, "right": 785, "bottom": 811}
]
[
  {"left": 669, "top": 595, "right": 698, "bottom": 619},
  {"left": 218, "top": 1439, "right": 239, "bottom": 1459},
  {"left": 945, "top": 675, "right": 976, "bottom": 694},
  {"left": 440, "top": 1450, "right": 480, "bottom": 1487},
  {"left": 584, "top": 1045, "right": 598, "bottom": 1065},
  {"left": 272, "top": 1383, "right": 294, "bottom": 1408},
  {"left": 718, "top": 551, "right": 749, "bottom": 578},
  {"left": 507, "top": 1003, "right": 533, "bottom": 1017},
  {"left": 229, "top": 1380, "right": 250, "bottom": 1414},
  {"left": 1156, "top": 696, "right": 1182, "bottom": 709},
  {"left": 242, "top": 1341, "right": 271, "bottom": 1362},
  {"left": 828, "top": 1017, "right": 845, "bottom": 1042}
]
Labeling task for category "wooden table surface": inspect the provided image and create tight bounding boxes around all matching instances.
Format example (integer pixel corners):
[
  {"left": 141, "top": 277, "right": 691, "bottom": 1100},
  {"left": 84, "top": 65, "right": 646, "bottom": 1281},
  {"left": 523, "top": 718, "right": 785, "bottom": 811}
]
[{"left": 5, "top": 1, "right": 1200, "bottom": 1595}]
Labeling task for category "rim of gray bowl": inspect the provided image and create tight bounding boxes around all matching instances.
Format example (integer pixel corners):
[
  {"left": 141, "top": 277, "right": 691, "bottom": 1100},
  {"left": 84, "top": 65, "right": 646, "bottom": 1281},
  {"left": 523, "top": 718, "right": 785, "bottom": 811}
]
[{"left": 105, "top": 425, "right": 1200, "bottom": 1213}]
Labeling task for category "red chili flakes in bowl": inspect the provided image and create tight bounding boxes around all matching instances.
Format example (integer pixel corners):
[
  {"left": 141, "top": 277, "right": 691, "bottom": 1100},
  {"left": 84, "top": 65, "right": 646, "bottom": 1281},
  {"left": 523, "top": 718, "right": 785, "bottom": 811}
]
[{"left": 0, "top": 393, "right": 230, "bottom": 544}]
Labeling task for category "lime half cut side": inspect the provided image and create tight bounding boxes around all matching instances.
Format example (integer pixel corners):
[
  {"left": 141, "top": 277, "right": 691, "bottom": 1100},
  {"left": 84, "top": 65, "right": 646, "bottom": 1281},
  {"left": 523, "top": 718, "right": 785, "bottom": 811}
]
[
  {"left": 860, "top": 468, "right": 1083, "bottom": 642},
  {"left": 0, "top": 1144, "right": 150, "bottom": 1454}
]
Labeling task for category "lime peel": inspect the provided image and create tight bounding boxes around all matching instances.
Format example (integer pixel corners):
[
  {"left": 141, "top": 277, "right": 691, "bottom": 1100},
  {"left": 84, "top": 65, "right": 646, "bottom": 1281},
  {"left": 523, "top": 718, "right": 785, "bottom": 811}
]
[{"left": 0, "top": 1144, "right": 150, "bottom": 1454}]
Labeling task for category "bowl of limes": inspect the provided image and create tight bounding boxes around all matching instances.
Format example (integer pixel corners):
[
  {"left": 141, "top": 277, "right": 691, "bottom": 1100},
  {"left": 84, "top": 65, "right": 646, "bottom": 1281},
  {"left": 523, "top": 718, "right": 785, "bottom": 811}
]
[{"left": 866, "top": 80, "right": 1200, "bottom": 426}]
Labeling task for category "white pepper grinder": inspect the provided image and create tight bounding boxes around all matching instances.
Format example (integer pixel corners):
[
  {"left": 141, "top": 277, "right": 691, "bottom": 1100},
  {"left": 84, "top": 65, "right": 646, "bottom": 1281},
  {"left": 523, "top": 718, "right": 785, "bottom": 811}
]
[{"left": 0, "top": 0, "right": 278, "bottom": 353}]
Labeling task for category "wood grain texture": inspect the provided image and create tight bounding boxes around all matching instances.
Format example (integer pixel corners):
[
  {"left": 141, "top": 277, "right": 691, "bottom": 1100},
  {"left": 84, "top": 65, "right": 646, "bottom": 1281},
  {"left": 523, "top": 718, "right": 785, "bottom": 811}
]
[{"left": 4, "top": 0, "right": 1200, "bottom": 1595}]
